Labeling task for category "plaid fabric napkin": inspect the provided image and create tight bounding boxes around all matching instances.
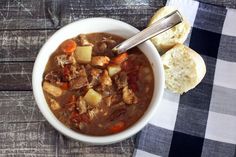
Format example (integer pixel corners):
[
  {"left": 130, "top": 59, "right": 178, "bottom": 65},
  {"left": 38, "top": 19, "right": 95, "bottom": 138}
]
[{"left": 133, "top": 0, "right": 236, "bottom": 156}]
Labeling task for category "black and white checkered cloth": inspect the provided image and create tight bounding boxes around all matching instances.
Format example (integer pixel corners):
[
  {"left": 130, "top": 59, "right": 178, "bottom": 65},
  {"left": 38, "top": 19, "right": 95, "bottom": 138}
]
[{"left": 133, "top": 0, "right": 236, "bottom": 156}]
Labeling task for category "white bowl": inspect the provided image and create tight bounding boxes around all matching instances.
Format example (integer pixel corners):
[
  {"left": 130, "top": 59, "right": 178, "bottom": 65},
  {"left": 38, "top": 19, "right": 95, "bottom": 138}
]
[{"left": 32, "top": 17, "right": 164, "bottom": 145}]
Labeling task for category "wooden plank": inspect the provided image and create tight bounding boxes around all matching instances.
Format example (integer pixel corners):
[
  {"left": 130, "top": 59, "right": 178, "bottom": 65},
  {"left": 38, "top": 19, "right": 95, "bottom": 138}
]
[
  {"left": 0, "top": 121, "right": 134, "bottom": 156},
  {"left": 0, "top": 0, "right": 60, "bottom": 30},
  {"left": 0, "top": 30, "right": 56, "bottom": 62},
  {"left": 57, "top": 136, "right": 134, "bottom": 156},
  {"left": 60, "top": 0, "right": 165, "bottom": 30},
  {"left": 0, "top": 122, "right": 58, "bottom": 156},
  {"left": 0, "top": 0, "right": 235, "bottom": 31},
  {"left": 0, "top": 91, "right": 45, "bottom": 123},
  {"left": 0, "top": 62, "right": 33, "bottom": 90},
  {"left": 0, "top": 91, "right": 134, "bottom": 156}
]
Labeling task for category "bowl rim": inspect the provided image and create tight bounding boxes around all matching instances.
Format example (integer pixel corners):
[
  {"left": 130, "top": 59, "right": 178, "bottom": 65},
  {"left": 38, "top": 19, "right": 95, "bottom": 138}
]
[{"left": 32, "top": 17, "right": 164, "bottom": 145}]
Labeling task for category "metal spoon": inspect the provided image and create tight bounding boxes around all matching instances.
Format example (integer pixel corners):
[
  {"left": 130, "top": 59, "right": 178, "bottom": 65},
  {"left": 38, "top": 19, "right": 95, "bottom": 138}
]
[{"left": 112, "top": 10, "right": 183, "bottom": 54}]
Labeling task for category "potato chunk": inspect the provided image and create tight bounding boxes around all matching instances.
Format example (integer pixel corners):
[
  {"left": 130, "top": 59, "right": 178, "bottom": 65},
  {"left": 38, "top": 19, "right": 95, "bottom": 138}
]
[
  {"left": 49, "top": 98, "right": 61, "bottom": 110},
  {"left": 43, "top": 81, "right": 62, "bottom": 97},
  {"left": 107, "top": 64, "right": 121, "bottom": 77},
  {"left": 74, "top": 46, "right": 92, "bottom": 63},
  {"left": 84, "top": 89, "right": 102, "bottom": 106}
]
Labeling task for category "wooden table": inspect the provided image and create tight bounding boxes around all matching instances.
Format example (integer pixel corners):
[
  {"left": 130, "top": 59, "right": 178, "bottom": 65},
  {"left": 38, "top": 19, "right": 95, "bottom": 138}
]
[{"left": 0, "top": 0, "right": 235, "bottom": 156}]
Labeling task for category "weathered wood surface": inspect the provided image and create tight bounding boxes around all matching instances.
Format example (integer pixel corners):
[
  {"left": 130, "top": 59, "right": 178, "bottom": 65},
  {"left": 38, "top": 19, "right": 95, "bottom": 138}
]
[
  {"left": 0, "top": 30, "right": 56, "bottom": 62},
  {"left": 0, "top": 62, "right": 32, "bottom": 90},
  {"left": 0, "top": 91, "right": 135, "bottom": 156},
  {"left": 0, "top": 0, "right": 235, "bottom": 156},
  {"left": 0, "top": 0, "right": 60, "bottom": 30},
  {"left": 0, "top": 0, "right": 165, "bottom": 30}
]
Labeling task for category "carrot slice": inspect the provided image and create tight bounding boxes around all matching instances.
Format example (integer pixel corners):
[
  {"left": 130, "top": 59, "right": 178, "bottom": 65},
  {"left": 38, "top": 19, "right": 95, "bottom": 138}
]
[
  {"left": 112, "top": 53, "right": 128, "bottom": 64},
  {"left": 60, "top": 82, "right": 69, "bottom": 90},
  {"left": 61, "top": 39, "right": 77, "bottom": 55},
  {"left": 109, "top": 121, "right": 125, "bottom": 133}
]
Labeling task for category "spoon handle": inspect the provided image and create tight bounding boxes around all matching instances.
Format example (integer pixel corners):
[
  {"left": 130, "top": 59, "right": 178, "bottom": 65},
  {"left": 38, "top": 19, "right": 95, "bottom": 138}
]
[{"left": 113, "top": 10, "right": 183, "bottom": 54}]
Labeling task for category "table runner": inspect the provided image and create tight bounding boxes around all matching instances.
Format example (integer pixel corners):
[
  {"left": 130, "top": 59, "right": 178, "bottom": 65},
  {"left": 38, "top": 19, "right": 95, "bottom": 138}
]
[{"left": 134, "top": 0, "right": 236, "bottom": 156}]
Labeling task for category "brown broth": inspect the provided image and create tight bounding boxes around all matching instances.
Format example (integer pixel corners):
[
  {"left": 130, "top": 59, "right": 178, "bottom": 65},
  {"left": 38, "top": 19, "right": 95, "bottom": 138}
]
[{"left": 43, "top": 33, "right": 154, "bottom": 136}]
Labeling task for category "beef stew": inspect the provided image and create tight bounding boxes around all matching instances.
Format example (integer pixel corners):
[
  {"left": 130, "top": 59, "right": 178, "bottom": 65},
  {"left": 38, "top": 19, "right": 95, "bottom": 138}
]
[{"left": 42, "top": 33, "right": 154, "bottom": 136}]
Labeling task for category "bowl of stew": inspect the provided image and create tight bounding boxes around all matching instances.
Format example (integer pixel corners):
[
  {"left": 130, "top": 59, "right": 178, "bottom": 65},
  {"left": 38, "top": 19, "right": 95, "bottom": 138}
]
[{"left": 32, "top": 18, "right": 164, "bottom": 144}]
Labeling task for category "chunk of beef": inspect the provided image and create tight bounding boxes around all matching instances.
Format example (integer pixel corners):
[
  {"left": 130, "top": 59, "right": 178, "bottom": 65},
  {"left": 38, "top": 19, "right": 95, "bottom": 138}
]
[
  {"left": 97, "top": 42, "right": 107, "bottom": 52},
  {"left": 69, "top": 78, "right": 87, "bottom": 90},
  {"left": 44, "top": 70, "right": 62, "bottom": 83},
  {"left": 91, "top": 68, "right": 102, "bottom": 77},
  {"left": 89, "top": 68, "right": 103, "bottom": 87},
  {"left": 56, "top": 54, "right": 76, "bottom": 68},
  {"left": 68, "top": 65, "right": 82, "bottom": 80},
  {"left": 77, "top": 34, "right": 93, "bottom": 46},
  {"left": 111, "top": 101, "right": 126, "bottom": 109},
  {"left": 100, "top": 70, "right": 112, "bottom": 88},
  {"left": 85, "top": 64, "right": 102, "bottom": 86},
  {"left": 95, "top": 85, "right": 112, "bottom": 97},
  {"left": 84, "top": 65, "right": 103, "bottom": 87},
  {"left": 109, "top": 108, "right": 126, "bottom": 121},
  {"left": 101, "top": 37, "right": 116, "bottom": 48},
  {"left": 61, "top": 65, "right": 80, "bottom": 82},
  {"left": 114, "top": 71, "right": 128, "bottom": 90},
  {"left": 122, "top": 86, "right": 138, "bottom": 105},
  {"left": 88, "top": 108, "right": 99, "bottom": 120},
  {"left": 69, "top": 65, "right": 89, "bottom": 90},
  {"left": 91, "top": 56, "right": 110, "bottom": 67},
  {"left": 104, "top": 96, "right": 112, "bottom": 107},
  {"left": 70, "top": 112, "right": 90, "bottom": 124},
  {"left": 84, "top": 64, "right": 92, "bottom": 71},
  {"left": 111, "top": 94, "right": 122, "bottom": 104},
  {"left": 76, "top": 96, "right": 87, "bottom": 114}
]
